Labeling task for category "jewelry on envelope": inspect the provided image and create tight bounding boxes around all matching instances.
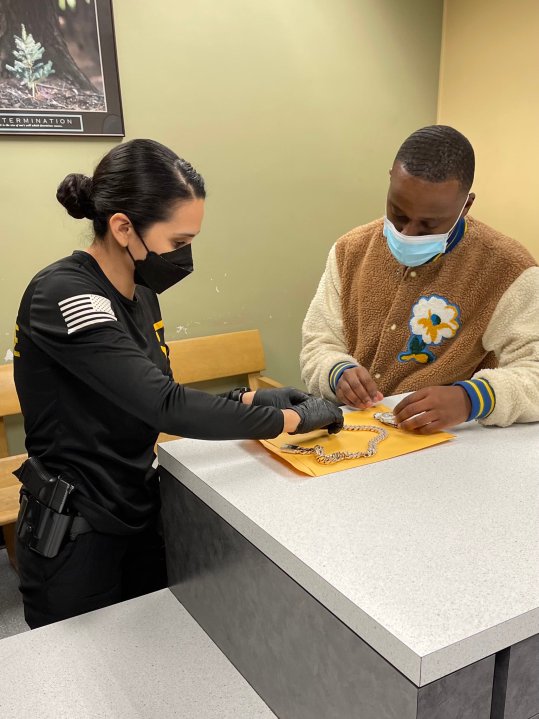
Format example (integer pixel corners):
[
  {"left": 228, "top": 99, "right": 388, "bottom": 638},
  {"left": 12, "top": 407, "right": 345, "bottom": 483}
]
[
  {"left": 280, "top": 424, "right": 388, "bottom": 465},
  {"left": 373, "top": 411, "right": 398, "bottom": 427}
]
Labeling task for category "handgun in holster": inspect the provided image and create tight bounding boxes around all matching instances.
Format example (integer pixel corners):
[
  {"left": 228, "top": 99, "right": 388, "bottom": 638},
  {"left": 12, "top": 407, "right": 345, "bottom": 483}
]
[{"left": 14, "top": 457, "right": 78, "bottom": 558}]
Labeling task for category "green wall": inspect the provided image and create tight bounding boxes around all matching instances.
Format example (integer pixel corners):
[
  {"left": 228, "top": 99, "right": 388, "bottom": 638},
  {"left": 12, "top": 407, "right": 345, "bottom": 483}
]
[{"left": 1, "top": 0, "right": 443, "bottom": 453}]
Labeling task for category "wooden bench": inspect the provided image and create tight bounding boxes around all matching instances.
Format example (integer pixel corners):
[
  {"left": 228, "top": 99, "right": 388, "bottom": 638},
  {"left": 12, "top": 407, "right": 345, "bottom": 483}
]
[
  {"left": 0, "top": 329, "right": 282, "bottom": 568},
  {"left": 0, "top": 363, "right": 25, "bottom": 569},
  {"left": 157, "top": 329, "right": 282, "bottom": 443}
]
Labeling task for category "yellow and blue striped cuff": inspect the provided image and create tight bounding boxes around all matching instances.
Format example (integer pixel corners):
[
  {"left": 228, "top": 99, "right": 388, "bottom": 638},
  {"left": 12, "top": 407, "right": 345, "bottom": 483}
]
[
  {"left": 454, "top": 378, "right": 496, "bottom": 421},
  {"left": 329, "top": 361, "right": 358, "bottom": 393}
]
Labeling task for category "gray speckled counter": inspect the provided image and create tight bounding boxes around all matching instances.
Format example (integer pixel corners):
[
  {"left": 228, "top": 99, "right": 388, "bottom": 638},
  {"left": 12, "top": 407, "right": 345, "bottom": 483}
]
[
  {"left": 158, "top": 397, "right": 539, "bottom": 717},
  {"left": 0, "top": 589, "right": 276, "bottom": 719}
]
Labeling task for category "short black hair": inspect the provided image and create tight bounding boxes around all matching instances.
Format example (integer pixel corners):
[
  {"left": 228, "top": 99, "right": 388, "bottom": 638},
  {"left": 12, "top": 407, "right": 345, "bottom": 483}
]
[
  {"left": 56, "top": 139, "right": 206, "bottom": 238},
  {"left": 394, "top": 125, "right": 475, "bottom": 192}
]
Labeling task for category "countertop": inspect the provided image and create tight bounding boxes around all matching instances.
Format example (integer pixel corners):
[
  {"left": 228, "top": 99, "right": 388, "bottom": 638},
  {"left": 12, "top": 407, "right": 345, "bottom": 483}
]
[
  {"left": 0, "top": 588, "right": 276, "bottom": 718},
  {"left": 158, "top": 398, "right": 539, "bottom": 686}
]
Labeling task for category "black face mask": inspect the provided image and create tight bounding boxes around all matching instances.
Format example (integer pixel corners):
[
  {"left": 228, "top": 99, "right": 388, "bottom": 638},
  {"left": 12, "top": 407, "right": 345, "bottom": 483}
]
[{"left": 128, "top": 237, "right": 194, "bottom": 294}]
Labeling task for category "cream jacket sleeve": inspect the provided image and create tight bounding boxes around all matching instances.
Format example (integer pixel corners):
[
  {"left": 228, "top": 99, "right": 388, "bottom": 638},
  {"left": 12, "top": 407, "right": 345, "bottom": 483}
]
[
  {"left": 475, "top": 266, "right": 539, "bottom": 427},
  {"left": 300, "top": 245, "right": 358, "bottom": 400}
]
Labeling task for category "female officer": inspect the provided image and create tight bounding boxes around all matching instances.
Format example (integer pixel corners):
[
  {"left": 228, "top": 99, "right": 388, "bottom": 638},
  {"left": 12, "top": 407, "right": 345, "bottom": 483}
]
[{"left": 13, "top": 138, "right": 342, "bottom": 628}]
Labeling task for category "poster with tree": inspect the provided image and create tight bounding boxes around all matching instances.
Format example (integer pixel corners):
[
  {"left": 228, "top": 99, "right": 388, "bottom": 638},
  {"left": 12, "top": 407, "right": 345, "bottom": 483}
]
[{"left": 0, "top": 0, "right": 124, "bottom": 136}]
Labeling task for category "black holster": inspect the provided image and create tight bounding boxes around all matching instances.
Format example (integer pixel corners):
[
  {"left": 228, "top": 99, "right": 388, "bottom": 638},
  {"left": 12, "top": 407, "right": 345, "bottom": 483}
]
[{"left": 14, "top": 457, "right": 89, "bottom": 558}]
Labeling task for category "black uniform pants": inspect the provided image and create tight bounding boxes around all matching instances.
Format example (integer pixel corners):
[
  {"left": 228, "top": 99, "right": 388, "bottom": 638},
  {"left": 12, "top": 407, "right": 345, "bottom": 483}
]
[{"left": 16, "top": 523, "right": 168, "bottom": 629}]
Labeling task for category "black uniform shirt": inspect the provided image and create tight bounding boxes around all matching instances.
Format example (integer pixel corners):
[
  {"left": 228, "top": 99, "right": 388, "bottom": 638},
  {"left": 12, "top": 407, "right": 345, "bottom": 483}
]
[{"left": 14, "top": 251, "right": 283, "bottom": 534}]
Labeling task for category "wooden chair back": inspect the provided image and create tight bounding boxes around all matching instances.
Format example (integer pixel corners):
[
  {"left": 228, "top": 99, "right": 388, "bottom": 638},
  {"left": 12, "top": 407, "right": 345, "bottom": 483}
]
[
  {"left": 0, "top": 363, "right": 21, "bottom": 458},
  {"left": 0, "top": 363, "right": 24, "bottom": 567},
  {"left": 167, "top": 329, "right": 280, "bottom": 389}
]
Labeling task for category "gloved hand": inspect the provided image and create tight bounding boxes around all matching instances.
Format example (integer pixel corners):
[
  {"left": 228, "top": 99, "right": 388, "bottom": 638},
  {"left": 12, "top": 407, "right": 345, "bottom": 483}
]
[
  {"left": 252, "top": 387, "right": 310, "bottom": 409},
  {"left": 290, "top": 397, "right": 344, "bottom": 435}
]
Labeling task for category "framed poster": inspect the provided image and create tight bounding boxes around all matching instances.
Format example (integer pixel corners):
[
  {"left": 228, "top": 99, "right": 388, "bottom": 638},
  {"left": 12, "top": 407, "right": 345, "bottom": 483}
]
[{"left": 0, "top": 0, "right": 124, "bottom": 136}]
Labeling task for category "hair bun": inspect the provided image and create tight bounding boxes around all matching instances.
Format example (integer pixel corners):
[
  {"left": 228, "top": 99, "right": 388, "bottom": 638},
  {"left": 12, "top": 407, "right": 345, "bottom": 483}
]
[{"left": 56, "top": 173, "right": 95, "bottom": 220}]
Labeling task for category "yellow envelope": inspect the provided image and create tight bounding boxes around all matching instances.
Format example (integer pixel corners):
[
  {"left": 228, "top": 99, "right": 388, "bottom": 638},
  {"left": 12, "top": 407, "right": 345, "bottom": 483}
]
[{"left": 259, "top": 404, "right": 455, "bottom": 477}]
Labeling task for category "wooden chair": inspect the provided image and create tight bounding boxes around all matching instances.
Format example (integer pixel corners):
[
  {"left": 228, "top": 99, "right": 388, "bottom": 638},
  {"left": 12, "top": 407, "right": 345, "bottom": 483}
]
[
  {"left": 0, "top": 363, "right": 26, "bottom": 569},
  {"left": 157, "top": 329, "right": 282, "bottom": 443}
]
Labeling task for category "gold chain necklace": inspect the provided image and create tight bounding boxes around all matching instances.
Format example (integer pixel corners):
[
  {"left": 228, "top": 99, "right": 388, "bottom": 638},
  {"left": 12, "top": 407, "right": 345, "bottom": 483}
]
[{"left": 280, "top": 424, "right": 389, "bottom": 465}]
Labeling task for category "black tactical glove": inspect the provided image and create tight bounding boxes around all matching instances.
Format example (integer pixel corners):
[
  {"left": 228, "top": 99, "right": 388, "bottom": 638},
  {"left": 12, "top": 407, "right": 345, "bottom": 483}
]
[
  {"left": 252, "top": 387, "right": 310, "bottom": 409},
  {"left": 290, "top": 397, "right": 344, "bottom": 435}
]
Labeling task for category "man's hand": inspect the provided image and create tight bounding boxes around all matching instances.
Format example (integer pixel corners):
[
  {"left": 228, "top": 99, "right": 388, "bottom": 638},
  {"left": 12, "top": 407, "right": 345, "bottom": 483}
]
[
  {"left": 393, "top": 386, "right": 471, "bottom": 433},
  {"left": 336, "top": 366, "right": 384, "bottom": 408}
]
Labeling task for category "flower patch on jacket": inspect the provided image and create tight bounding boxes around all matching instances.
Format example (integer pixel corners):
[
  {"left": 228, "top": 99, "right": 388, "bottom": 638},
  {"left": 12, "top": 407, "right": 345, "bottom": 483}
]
[{"left": 399, "top": 294, "right": 461, "bottom": 364}]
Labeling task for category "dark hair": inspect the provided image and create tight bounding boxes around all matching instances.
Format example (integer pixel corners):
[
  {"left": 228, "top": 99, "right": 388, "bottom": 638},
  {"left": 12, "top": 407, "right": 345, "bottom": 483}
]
[
  {"left": 56, "top": 139, "right": 206, "bottom": 237},
  {"left": 394, "top": 125, "right": 475, "bottom": 192}
]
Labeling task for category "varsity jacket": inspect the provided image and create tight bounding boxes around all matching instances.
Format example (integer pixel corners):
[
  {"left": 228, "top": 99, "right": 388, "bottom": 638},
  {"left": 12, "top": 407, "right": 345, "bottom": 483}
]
[{"left": 301, "top": 217, "right": 539, "bottom": 427}]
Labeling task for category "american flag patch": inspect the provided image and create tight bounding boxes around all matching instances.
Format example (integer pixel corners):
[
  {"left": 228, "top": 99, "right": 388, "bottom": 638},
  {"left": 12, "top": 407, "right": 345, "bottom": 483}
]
[{"left": 58, "top": 294, "right": 117, "bottom": 335}]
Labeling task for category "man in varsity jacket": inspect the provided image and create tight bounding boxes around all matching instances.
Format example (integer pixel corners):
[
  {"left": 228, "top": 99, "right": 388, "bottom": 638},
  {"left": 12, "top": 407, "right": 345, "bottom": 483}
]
[{"left": 301, "top": 125, "right": 539, "bottom": 432}]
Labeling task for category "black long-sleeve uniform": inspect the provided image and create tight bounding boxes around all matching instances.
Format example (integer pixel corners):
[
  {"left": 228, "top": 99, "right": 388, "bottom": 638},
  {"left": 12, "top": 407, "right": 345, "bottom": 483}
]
[{"left": 14, "top": 251, "right": 283, "bottom": 534}]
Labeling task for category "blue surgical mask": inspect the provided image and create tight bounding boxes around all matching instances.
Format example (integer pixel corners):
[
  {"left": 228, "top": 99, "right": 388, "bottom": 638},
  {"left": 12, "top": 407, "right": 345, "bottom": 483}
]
[{"left": 383, "top": 197, "right": 468, "bottom": 267}]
